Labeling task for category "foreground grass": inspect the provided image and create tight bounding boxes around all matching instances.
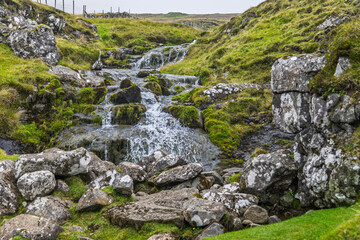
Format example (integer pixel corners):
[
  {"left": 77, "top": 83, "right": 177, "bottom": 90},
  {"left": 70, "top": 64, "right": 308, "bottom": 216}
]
[
  {"left": 0, "top": 149, "right": 19, "bottom": 161},
  {"left": 209, "top": 203, "right": 360, "bottom": 240}
]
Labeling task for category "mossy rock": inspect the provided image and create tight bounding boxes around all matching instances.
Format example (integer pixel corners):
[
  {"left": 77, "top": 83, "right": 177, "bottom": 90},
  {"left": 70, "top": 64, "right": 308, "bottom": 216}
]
[
  {"left": 110, "top": 85, "right": 141, "bottom": 104},
  {"left": 174, "top": 86, "right": 185, "bottom": 94},
  {"left": 120, "top": 78, "right": 132, "bottom": 89},
  {"left": 111, "top": 104, "right": 146, "bottom": 125},
  {"left": 144, "top": 82, "right": 162, "bottom": 96},
  {"left": 93, "top": 86, "right": 108, "bottom": 104},
  {"left": 166, "top": 105, "right": 202, "bottom": 128}
]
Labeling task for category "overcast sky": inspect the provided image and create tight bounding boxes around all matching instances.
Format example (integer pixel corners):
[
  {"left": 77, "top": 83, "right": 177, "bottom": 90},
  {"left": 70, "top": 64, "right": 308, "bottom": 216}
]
[{"left": 40, "top": 0, "right": 265, "bottom": 14}]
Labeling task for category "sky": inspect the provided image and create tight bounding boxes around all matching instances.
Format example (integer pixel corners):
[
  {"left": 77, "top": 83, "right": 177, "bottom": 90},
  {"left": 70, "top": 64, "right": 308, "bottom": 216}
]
[{"left": 38, "top": 0, "right": 265, "bottom": 14}]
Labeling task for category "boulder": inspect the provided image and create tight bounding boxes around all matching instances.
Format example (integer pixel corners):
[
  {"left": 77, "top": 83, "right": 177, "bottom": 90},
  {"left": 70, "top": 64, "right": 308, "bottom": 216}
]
[
  {"left": 172, "top": 175, "right": 215, "bottom": 191},
  {"left": 106, "top": 188, "right": 198, "bottom": 229},
  {"left": 330, "top": 95, "right": 357, "bottom": 124},
  {"left": 118, "top": 162, "right": 147, "bottom": 182},
  {"left": 91, "top": 51, "right": 103, "bottom": 70},
  {"left": 146, "top": 154, "right": 187, "bottom": 177},
  {"left": 111, "top": 104, "right": 146, "bottom": 125},
  {"left": 45, "top": 14, "right": 66, "bottom": 33},
  {"left": 147, "top": 233, "right": 178, "bottom": 240},
  {"left": 149, "top": 163, "right": 203, "bottom": 186},
  {"left": 271, "top": 54, "right": 326, "bottom": 93},
  {"left": 195, "top": 223, "right": 225, "bottom": 240},
  {"left": 317, "top": 16, "right": 348, "bottom": 30},
  {"left": 87, "top": 169, "right": 121, "bottom": 190},
  {"left": 49, "top": 65, "right": 87, "bottom": 86},
  {"left": 0, "top": 160, "right": 15, "bottom": 182},
  {"left": 8, "top": 25, "right": 60, "bottom": 65},
  {"left": 334, "top": 57, "right": 352, "bottom": 77},
  {"left": 310, "top": 93, "right": 340, "bottom": 131},
  {"left": 0, "top": 178, "right": 19, "bottom": 216},
  {"left": 76, "top": 189, "right": 114, "bottom": 212},
  {"left": 239, "top": 149, "right": 298, "bottom": 202},
  {"left": 112, "top": 175, "right": 134, "bottom": 196},
  {"left": 138, "top": 148, "right": 170, "bottom": 171},
  {"left": 182, "top": 197, "right": 225, "bottom": 227},
  {"left": 120, "top": 78, "right": 132, "bottom": 89},
  {"left": 243, "top": 205, "right": 269, "bottom": 224},
  {"left": 201, "top": 183, "right": 259, "bottom": 217},
  {"left": 269, "top": 215, "right": 282, "bottom": 224},
  {"left": 201, "top": 171, "right": 224, "bottom": 186},
  {"left": 55, "top": 179, "right": 70, "bottom": 193},
  {"left": 0, "top": 214, "right": 63, "bottom": 240},
  {"left": 110, "top": 85, "right": 141, "bottom": 104},
  {"left": 26, "top": 196, "right": 72, "bottom": 224},
  {"left": 17, "top": 170, "right": 56, "bottom": 201}
]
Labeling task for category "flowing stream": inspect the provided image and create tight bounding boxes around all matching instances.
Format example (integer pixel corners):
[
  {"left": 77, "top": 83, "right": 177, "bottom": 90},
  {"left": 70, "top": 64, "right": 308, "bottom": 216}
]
[{"left": 57, "top": 42, "right": 221, "bottom": 170}]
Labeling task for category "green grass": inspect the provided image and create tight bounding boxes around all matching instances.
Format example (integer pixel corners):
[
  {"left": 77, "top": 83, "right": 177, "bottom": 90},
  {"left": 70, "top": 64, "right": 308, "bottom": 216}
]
[
  {"left": 0, "top": 149, "right": 19, "bottom": 161},
  {"left": 209, "top": 203, "right": 360, "bottom": 240}
]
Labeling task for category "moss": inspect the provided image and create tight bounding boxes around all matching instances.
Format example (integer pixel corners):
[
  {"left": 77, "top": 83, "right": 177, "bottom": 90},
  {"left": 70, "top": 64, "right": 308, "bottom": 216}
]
[
  {"left": 77, "top": 88, "right": 96, "bottom": 104},
  {"left": 226, "top": 173, "right": 242, "bottom": 183},
  {"left": 93, "top": 115, "right": 103, "bottom": 126},
  {"left": 173, "top": 86, "right": 185, "bottom": 94},
  {"left": 250, "top": 148, "right": 268, "bottom": 158},
  {"left": 65, "top": 176, "right": 87, "bottom": 202},
  {"left": 0, "top": 148, "right": 19, "bottom": 161},
  {"left": 112, "top": 104, "right": 146, "bottom": 125},
  {"left": 144, "top": 82, "right": 162, "bottom": 96},
  {"left": 166, "top": 105, "right": 201, "bottom": 128}
]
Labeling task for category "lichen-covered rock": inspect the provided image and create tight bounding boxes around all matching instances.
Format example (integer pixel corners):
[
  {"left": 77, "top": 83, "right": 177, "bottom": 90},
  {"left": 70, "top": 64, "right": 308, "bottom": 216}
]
[
  {"left": 111, "top": 104, "right": 146, "bottom": 125},
  {"left": 138, "top": 148, "right": 170, "bottom": 171},
  {"left": 8, "top": 25, "right": 60, "bottom": 65},
  {"left": 195, "top": 223, "right": 225, "bottom": 240},
  {"left": 26, "top": 196, "right": 72, "bottom": 224},
  {"left": 334, "top": 57, "right": 352, "bottom": 77},
  {"left": 0, "top": 214, "right": 63, "bottom": 240},
  {"left": 146, "top": 153, "right": 187, "bottom": 177},
  {"left": 91, "top": 51, "right": 103, "bottom": 70},
  {"left": 310, "top": 93, "right": 340, "bottom": 131},
  {"left": 149, "top": 163, "right": 203, "bottom": 186},
  {"left": 317, "top": 16, "right": 348, "bottom": 30},
  {"left": 330, "top": 95, "right": 357, "bottom": 124},
  {"left": 243, "top": 205, "right": 269, "bottom": 224},
  {"left": 201, "top": 183, "right": 259, "bottom": 217},
  {"left": 76, "top": 189, "right": 113, "bottom": 212},
  {"left": 17, "top": 170, "right": 56, "bottom": 201},
  {"left": 45, "top": 14, "right": 66, "bottom": 33},
  {"left": 87, "top": 169, "right": 121, "bottom": 190},
  {"left": 182, "top": 197, "right": 225, "bottom": 227},
  {"left": 112, "top": 175, "right": 134, "bottom": 196},
  {"left": 49, "top": 65, "right": 87, "bottom": 86},
  {"left": 271, "top": 54, "right": 326, "bottom": 93},
  {"left": 118, "top": 162, "right": 147, "bottom": 182},
  {"left": 147, "top": 233, "right": 178, "bottom": 240},
  {"left": 110, "top": 85, "right": 141, "bottom": 104},
  {"left": 0, "top": 160, "right": 15, "bottom": 182},
  {"left": 0, "top": 178, "right": 18, "bottom": 216},
  {"left": 172, "top": 175, "right": 215, "bottom": 191},
  {"left": 55, "top": 180, "right": 70, "bottom": 193},
  {"left": 239, "top": 149, "right": 297, "bottom": 202}
]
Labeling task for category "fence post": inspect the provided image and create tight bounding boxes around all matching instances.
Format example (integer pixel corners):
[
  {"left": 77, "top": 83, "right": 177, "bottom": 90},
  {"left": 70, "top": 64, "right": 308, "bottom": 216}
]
[
  {"left": 73, "top": 0, "right": 75, "bottom": 15},
  {"left": 45, "top": 0, "right": 47, "bottom": 5},
  {"left": 62, "top": 0, "right": 64, "bottom": 11},
  {"left": 110, "top": 7, "right": 112, "bottom": 13},
  {"left": 55, "top": 0, "right": 56, "bottom": 8}
]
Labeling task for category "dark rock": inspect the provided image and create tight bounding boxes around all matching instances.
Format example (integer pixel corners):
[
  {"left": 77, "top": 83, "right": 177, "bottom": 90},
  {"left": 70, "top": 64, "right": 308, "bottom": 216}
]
[
  {"left": 243, "top": 205, "right": 269, "bottom": 224},
  {"left": 118, "top": 162, "right": 147, "bottom": 182},
  {"left": 110, "top": 85, "right": 141, "bottom": 104},
  {"left": 269, "top": 215, "right": 282, "bottom": 224},
  {"left": 195, "top": 223, "right": 225, "bottom": 240},
  {"left": 120, "top": 78, "right": 132, "bottom": 89}
]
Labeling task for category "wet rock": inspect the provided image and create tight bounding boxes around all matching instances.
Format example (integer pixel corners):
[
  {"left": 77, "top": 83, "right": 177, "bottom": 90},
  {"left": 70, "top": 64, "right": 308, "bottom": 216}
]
[
  {"left": 144, "top": 82, "right": 162, "bottom": 96},
  {"left": 334, "top": 57, "right": 352, "bottom": 77},
  {"left": 110, "top": 85, "right": 141, "bottom": 104},
  {"left": 201, "top": 183, "right": 259, "bottom": 217},
  {"left": 149, "top": 163, "right": 203, "bottom": 186},
  {"left": 0, "top": 178, "right": 19, "bottom": 216},
  {"left": 195, "top": 223, "right": 224, "bottom": 240},
  {"left": 55, "top": 180, "right": 70, "bottom": 193},
  {"left": 111, "top": 104, "right": 146, "bottom": 125},
  {"left": 271, "top": 54, "right": 326, "bottom": 93},
  {"left": 120, "top": 78, "right": 132, "bottom": 89},
  {"left": 244, "top": 205, "right": 269, "bottom": 224},
  {"left": 146, "top": 153, "right": 187, "bottom": 177},
  {"left": 147, "top": 233, "right": 178, "bottom": 240},
  {"left": 269, "top": 215, "right": 282, "bottom": 224},
  {"left": 17, "top": 170, "right": 56, "bottom": 201},
  {"left": 0, "top": 214, "right": 63, "bottom": 240},
  {"left": 183, "top": 197, "right": 225, "bottom": 227},
  {"left": 91, "top": 51, "right": 103, "bottom": 70},
  {"left": 112, "top": 175, "right": 134, "bottom": 196},
  {"left": 8, "top": 25, "right": 60, "bottom": 65},
  {"left": 317, "top": 16, "right": 348, "bottom": 30},
  {"left": 26, "top": 196, "right": 72, "bottom": 224},
  {"left": 45, "top": 14, "right": 66, "bottom": 33},
  {"left": 106, "top": 188, "right": 198, "bottom": 229},
  {"left": 239, "top": 149, "right": 297, "bottom": 202},
  {"left": 76, "top": 189, "right": 114, "bottom": 212},
  {"left": 49, "top": 65, "right": 87, "bottom": 86},
  {"left": 0, "top": 160, "right": 15, "bottom": 182},
  {"left": 118, "top": 162, "right": 147, "bottom": 182}
]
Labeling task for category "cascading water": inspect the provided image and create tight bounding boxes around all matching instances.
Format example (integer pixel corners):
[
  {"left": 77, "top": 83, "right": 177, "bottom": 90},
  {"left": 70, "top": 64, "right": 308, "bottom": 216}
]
[{"left": 57, "top": 41, "right": 221, "bottom": 170}]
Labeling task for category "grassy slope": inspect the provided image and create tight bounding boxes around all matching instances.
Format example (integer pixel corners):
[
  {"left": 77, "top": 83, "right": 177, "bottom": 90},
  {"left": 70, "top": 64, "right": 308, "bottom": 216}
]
[{"left": 209, "top": 203, "right": 360, "bottom": 240}]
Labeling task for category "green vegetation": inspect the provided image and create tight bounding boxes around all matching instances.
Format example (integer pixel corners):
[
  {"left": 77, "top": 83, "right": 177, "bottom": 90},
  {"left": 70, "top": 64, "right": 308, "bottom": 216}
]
[
  {"left": 64, "top": 176, "right": 88, "bottom": 202},
  {"left": 0, "top": 148, "right": 19, "bottom": 161},
  {"left": 167, "top": 105, "right": 201, "bottom": 128},
  {"left": 112, "top": 105, "right": 146, "bottom": 125},
  {"left": 210, "top": 203, "right": 360, "bottom": 240},
  {"left": 226, "top": 173, "right": 241, "bottom": 183},
  {"left": 144, "top": 82, "right": 162, "bottom": 96}
]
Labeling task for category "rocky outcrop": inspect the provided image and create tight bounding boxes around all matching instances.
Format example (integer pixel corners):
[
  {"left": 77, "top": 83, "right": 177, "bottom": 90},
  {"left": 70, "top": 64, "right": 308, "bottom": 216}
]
[
  {"left": 0, "top": 214, "right": 63, "bottom": 240},
  {"left": 45, "top": 14, "right": 66, "bottom": 33},
  {"left": 49, "top": 65, "right": 88, "bottom": 86},
  {"left": 76, "top": 189, "right": 114, "bottom": 212}
]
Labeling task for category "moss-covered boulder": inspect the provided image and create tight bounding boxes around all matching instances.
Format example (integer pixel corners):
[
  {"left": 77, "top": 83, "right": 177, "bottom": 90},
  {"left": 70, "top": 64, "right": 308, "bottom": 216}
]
[
  {"left": 166, "top": 105, "right": 202, "bottom": 128},
  {"left": 111, "top": 104, "right": 146, "bottom": 125},
  {"left": 144, "top": 82, "right": 162, "bottom": 96},
  {"left": 110, "top": 85, "right": 141, "bottom": 104},
  {"left": 120, "top": 78, "right": 132, "bottom": 89}
]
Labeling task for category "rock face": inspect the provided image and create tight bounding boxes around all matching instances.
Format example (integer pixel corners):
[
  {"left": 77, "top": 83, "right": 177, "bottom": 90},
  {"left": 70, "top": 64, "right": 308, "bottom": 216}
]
[
  {"left": 195, "top": 223, "right": 225, "bottom": 240},
  {"left": 76, "top": 189, "right": 114, "bottom": 212},
  {"left": 17, "top": 170, "right": 56, "bottom": 201},
  {"left": 118, "top": 162, "right": 147, "bottom": 182},
  {"left": 0, "top": 214, "right": 63, "bottom": 240},
  {"left": 240, "top": 150, "right": 297, "bottom": 202},
  {"left": 149, "top": 163, "right": 203, "bottom": 186},
  {"left": 26, "top": 196, "right": 72, "bottom": 224},
  {"left": 8, "top": 25, "right": 60, "bottom": 65},
  {"left": 243, "top": 205, "right": 269, "bottom": 224},
  {"left": 0, "top": 178, "right": 19, "bottom": 216}
]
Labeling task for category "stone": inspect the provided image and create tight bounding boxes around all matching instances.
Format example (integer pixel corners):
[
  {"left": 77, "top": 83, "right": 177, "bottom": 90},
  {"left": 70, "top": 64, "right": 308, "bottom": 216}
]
[
  {"left": 138, "top": 148, "right": 170, "bottom": 171},
  {"left": 330, "top": 95, "right": 357, "bottom": 124},
  {"left": 239, "top": 149, "right": 298, "bottom": 202},
  {"left": 91, "top": 51, "right": 103, "bottom": 70},
  {"left": 183, "top": 197, "right": 225, "bottom": 227},
  {"left": 69, "top": 225, "right": 85, "bottom": 232},
  {"left": 106, "top": 188, "right": 198, "bottom": 229},
  {"left": 45, "top": 14, "right": 66, "bottom": 33},
  {"left": 0, "top": 214, "right": 63, "bottom": 240},
  {"left": 76, "top": 189, "right": 114, "bottom": 212},
  {"left": 172, "top": 175, "right": 215, "bottom": 191},
  {"left": 146, "top": 153, "right": 187, "bottom": 177},
  {"left": 112, "top": 175, "right": 134, "bottom": 196},
  {"left": 17, "top": 170, "right": 56, "bottom": 201},
  {"left": 317, "top": 16, "right": 348, "bottom": 30},
  {"left": 273, "top": 92, "right": 311, "bottom": 133},
  {"left": 271, "top": 54, "right": 326, "bottom": 93},
  {"left": 195, "top": 223, "right": 224, "bottom": 240},
  {"left": 118, "top": 162, "right": 147, "bottom": 182},
  {"left": 334, "top": 57, "right": 352, "bottom": 77},
  {"left": 49, "top": 65, "right": 87, "bottom": 86},
  {"left": 77, "top": 19, "right": 97, "bottom": 32},
  {"left": 244, "top": 205, "right": 269, "bottom": 224},
  {"left": 110, "top": 85, "right": 141, "bottom": 104},
  {"left": 149, "top": 163, "right": 203, "bottom": 186},
  {"left": 310, "top": 93, "right": 340, "bottom": 131},
  {"left": 56, "top": 179, "right": 70, "bottom": 193},
  {"left": 0, "top": 160, "right": 15, "bottom": 182},
  {"left": 201, "top": 183, "right": 259, "bottom": 217},
  {"left": 269, "top": 215, "right": 282, "bottom": 224},
  {"left": 87, "top": 169, "right": 121, "bottom": 190},
  {"left": 0, "top": 178, "right": 18, "bottom": 216},
  {"left": 8, "top": 25, "right": 60, "bottom": 65},
  {"left": 26, "top": 196, "right": 72, "bottom": 224},
  {"left": 147, "top": 233, "right": 178, "bottom": 240},
  {"left": 120, "top": 78, "right": 132, "bottom": 89},
  {"left": 111, "top": 104, "right": 146, "bottom": 125},
  {"left": 201, "top": 171, "right": 224, "bottom": 186}
]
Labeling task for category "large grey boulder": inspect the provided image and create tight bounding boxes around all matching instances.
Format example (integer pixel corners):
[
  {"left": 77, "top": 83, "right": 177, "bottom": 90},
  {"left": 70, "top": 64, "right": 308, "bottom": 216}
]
[
  {"left": 239, "top": 149, "right": 297, "bottom": 202},
  {"left": 0, "top": 160, "right": 15, "bottom": 182},
  {"left": 0, "top": 214, "right": 63, "bottom": 240},
  {"left": 201, "top": 183, "right": 259, "bottom": 217},
  {"left": 182, "top": 197, "right": 225, "bottom": 227},
  {"left": 0, "top": 178, "right": 19, "bottom": 216},
  {"left": 8, "top": 25, "right": 60, "bottom": 65},
  {"left": 49, "top": 65, "right": 87, "bottom": 86},
  {"left": 243, "top": 205, "right": 269, "bottom": 224},
  {"left": 195, "top": 223, "right": 224, "bottom": 240},
  {"left": 149, "top": 163, "right": 203, "bottom": 186},
  {"left": 26, "top": 196, "right": 72, "bottom": 224},
  {"left": 271, "top": 54, "right": 326, "bottom": 93},
  {"left": 106, "top": 188, "right": 198, "bottom": 229},
  {"left": 118, "top": 162, "right": 147, "bottom": 182},
  {"left": 112, "top": 175, "right": 134, "bottom": 196},
  {"left": 17, "top": 170, "right": 56, "bottom": 201},
  {"left": 76, "top": 189, "right": 114, "bottom": 212}
]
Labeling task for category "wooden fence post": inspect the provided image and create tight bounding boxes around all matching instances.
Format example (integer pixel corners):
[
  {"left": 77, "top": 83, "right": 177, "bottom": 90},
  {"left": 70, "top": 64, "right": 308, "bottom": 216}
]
[
  {"left": 73, "top": 0, "right": 75, "bottom": 15},
  {"left": 62, "top": 0, "right": 64, "bottom": 11}
]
